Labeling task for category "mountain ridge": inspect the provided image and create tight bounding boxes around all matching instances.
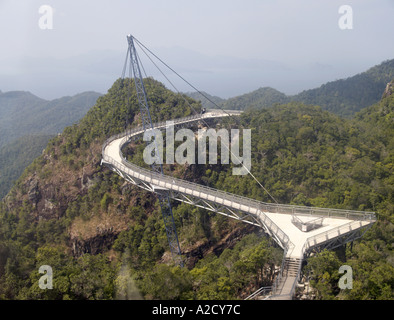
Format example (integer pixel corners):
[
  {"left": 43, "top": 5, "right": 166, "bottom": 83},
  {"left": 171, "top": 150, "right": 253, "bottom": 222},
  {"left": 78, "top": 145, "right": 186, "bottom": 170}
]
[
  {"left": 0, "top": 90, "right": 102, "bottom": 148},
  {"left": 186, "top": 59, "right": 394, "bottom": 117},
  {"left": 0, "top": 90, "right": 102, "bottom": 198}
]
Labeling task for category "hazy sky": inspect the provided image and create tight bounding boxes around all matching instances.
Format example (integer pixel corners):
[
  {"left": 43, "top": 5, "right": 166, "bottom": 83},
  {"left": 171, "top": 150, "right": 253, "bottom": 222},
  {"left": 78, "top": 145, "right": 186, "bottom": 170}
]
[{"left": 0, "top": 0, "right": 393, "bottom": 99}]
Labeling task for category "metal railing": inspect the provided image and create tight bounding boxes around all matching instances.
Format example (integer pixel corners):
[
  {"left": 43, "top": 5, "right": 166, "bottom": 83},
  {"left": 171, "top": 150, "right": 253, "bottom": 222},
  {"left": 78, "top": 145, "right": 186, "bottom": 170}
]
[
  {"left": 245, "top": 286, "right": 273, "bottom": 300},
  {"left": 102, "top": 111, "right": 376, "bottom": 225},
  {"left": 301, "top": 219, "right": 374, "bottom": 255},
  {"left": 102, "top": 111, "right": 294, "bottom": 251},
  {"left": 102, "top": 111, "right": 376, "bottom": 223},
  {"left": 288, "top": 259, "right": 304, "bottom": 299},
  {"left": 291, "top": 215, "right": 324, "bottom": 232}
]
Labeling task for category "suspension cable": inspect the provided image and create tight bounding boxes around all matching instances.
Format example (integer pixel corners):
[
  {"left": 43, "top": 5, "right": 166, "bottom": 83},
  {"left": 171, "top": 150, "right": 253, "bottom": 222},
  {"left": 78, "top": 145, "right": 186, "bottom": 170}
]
[
  {"left": 131, "top": 35, "right": 278, "bottom": 204},
  {"left": 132, "top": 36, "right": 240, "bottom": 122}
]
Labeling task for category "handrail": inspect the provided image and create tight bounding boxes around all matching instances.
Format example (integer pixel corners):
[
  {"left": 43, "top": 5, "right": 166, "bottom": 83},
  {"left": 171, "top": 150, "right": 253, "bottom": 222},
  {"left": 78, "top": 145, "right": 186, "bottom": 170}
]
[
  {"left": 102, "top": 111, "right": 294, "bottom": 251},
  {"left": 302, "top": 219, "right": 374, "bottom": 255},
  {"left": 308, "top": 216, "right": 324, "bottom": 225},
  {"left": 291, "top": 214, "right": 324, "bottom": 232},
  {"left": 270, "top": 249, "right": 288, "bottom": 296},
  {"left": 102, "top": 113, "right": 376, "bottom": 222},
  {"left": 245, "top": 286, "right": 273, "bottom": 300},
  {"left": 288, "top": 259, "right": 303, "bottom": 299},
  {"left": 291, "top": 214, "right": 303, "bottom": 227}
]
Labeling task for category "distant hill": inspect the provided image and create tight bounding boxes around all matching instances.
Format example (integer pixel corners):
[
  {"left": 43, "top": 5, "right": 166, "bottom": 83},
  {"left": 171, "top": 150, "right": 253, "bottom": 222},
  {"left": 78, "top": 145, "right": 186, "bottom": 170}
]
[
  {"left": 0, "top": 92, "right": 46, "bottom": 136},
  {"left": 0, "top": 90, "right": 102, "bottom": 148},
  {"left": 292, "top": 59, "right": 394, "bottom": 117},
  {"left": 0, "top": 134, "right": 53, "bottom": 199},
  {"left": 0, "top": 90, "right": 102, "bottom": 198},
  {"left": 189, "top": 59, "right": 394, "bottom": 117},
  {"left": 184, "top": 91, "right": 224, "bottom": 109},
  {"left": 220, "top": 87, "right": 289, "bottom": 111}
]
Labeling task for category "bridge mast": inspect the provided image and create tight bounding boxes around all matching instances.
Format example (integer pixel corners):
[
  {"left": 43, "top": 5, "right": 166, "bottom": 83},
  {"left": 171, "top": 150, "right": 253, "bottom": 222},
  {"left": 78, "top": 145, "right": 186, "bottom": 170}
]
[{"left": 126, "top": 34, "right": 183, "bottom": 267}]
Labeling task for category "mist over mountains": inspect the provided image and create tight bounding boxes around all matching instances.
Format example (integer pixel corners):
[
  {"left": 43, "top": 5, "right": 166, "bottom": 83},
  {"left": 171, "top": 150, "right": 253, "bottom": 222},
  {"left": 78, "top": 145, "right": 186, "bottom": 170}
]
[
  {"left": 0, "top": 90, "right": 102, "bottom": 198},
  {"left": 187, "top": 59, "right": 394, "bottom": 118},
  {"left": 0, "top": 90, "right": 102, "bottom": 148}
]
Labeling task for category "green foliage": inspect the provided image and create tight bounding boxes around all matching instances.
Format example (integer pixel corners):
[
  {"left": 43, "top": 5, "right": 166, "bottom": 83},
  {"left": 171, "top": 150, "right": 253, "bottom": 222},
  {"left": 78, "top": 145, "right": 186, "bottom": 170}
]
[
  {"left": 100, "top": 193, "right": 112, "bottom": 211},
  {"left": 305, "top": 250, "right": 342, "bottom": 299},
  {"left": 220, "top": 87, "right": 289, "bottom": 111},
  {"left": 306, "top": 242, "right": 394, "bottom": 300},
  {"left": 139, "top": 264, "right": 193, "bottom": 300},
  {"left": 189, "top": 234, "right": 282, "bottom": 299},
  {"left": 293, "top": 59, "right": 394, "bottom": 117}
]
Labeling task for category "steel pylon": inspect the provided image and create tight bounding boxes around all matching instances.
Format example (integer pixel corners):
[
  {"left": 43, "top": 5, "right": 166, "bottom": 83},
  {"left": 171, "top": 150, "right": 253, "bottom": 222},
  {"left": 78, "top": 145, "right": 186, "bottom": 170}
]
[{"left": 125, "top": 34, "right": 183, "bottom": 267}]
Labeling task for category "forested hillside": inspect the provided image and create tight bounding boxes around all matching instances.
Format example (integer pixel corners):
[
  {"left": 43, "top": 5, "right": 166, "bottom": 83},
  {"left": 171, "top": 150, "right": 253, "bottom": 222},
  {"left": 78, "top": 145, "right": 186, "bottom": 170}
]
[
  {"left": 0, "top": 91, "right": 46, "bottom": 148},
  {"left": 0, "top": 77, "right": 392, "bottom": 300},
  {"left": 196, "top": 59, "right": 394, "bottom": 118},
  {"left": 0, "top": 90, "right": 101, "bottom": 149},
  {"left": 0, "top": 90, "right": 102, "bottom": 199},
  {"left": 293, "top": 59, "right": 394, "bottom": 117},
  {"left": 0, "top": 134, "right": 53, "bottom": 199},
  {"left": 220, "top": 87, "right": 289, "bottom": 111}
]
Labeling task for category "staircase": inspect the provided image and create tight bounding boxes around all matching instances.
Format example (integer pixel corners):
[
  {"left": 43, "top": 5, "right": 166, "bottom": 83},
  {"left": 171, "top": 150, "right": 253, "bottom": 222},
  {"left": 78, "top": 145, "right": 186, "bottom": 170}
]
[
  {"left": 268, "top": 257, "right": 302, "bottom": 299},
  {"left": 246, "top": 257, "right": 303, "bottom": 300},
  {"left": 284, "top": 257, "right": 301, "bottom": 277}
]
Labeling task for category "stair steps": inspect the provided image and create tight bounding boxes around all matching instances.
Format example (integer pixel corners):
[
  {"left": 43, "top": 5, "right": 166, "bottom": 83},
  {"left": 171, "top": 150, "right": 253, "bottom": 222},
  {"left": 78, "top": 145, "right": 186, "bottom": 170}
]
[{"left": 284, "top": 258, "right": 301, "bottom": 277}]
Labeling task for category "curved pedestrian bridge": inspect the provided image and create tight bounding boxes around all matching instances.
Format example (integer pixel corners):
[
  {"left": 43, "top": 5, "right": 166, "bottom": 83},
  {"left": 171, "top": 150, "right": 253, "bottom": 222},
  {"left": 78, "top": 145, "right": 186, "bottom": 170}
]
[{"left": 101, "top": 109, "right": 376, "bottom": 299}]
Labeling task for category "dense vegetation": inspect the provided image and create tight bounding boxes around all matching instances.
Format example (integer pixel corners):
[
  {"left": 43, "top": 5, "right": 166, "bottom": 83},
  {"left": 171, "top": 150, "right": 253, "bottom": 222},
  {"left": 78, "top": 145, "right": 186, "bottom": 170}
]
[
  {"left": 220, "top": 87, "right": 289, "bottom": 111},
  {"left": 0, "top": 76, "right": 393, "bottom": 300},
  {"left": 293, "top": 59, "right": 394, "bottom": 117},
  {"left": 199, "top": 96, "right": 394, "bottom": 299}
]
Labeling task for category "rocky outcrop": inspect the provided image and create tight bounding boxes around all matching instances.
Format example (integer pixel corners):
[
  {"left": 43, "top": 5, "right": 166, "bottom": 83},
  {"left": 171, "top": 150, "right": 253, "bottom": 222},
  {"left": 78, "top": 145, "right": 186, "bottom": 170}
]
[
  {"left": 71, "top": 228, "right": 119, "bottom": 256},
  {"left": 4, "top": 140, "right": 102, "bottom": 221},
  {"left": 27, "top": 177, "right": 40, "bottom": 206},
  {"left": 382, "top": 80, "right": 394, "bottom": 99},
  {"left": 182, "top": 224, "right": 259, "bottom": 268}
]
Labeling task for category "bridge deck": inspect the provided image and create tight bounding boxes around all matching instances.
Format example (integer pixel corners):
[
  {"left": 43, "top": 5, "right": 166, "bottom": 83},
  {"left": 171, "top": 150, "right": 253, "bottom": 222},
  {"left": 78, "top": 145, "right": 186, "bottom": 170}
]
[{"left": 262, "top": 212, "right": 371, "bottom": 258}]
